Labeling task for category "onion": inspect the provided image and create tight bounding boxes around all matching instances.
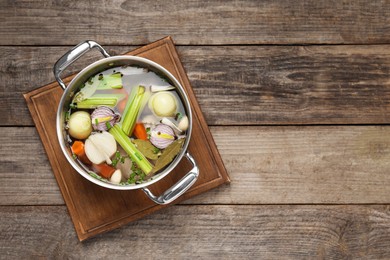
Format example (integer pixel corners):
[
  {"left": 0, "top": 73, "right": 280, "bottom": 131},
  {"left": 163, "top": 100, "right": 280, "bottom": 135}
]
[
  {"left": 150, "top": 124, "right": 175, "bottom": 149},
  {"left": 91, "top": 106, "right": 120, "bottom": 131},
  {"left": 148, "top": 91, "right": 177, "bottom": 117},
  {"left": 68, "top": 111, "right": 92, "bottom": 140},
  {"left": 160, "top": 117, "right": 182, "bottom": 134},
  {"left": 85, "top": 132, "right": 117, "bottom": 164}
]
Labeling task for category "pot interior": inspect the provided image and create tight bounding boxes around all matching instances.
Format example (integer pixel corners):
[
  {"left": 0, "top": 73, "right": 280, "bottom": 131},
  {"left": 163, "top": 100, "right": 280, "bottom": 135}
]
[{"left": 57, "top": 56, "right": 192, "bottom": 190}]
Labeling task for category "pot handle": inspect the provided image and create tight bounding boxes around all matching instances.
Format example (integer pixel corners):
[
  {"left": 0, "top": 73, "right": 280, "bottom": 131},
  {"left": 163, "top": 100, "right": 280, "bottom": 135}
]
[
  {"left": 53, "top": 40, "right": 110, "bottom": 90},
  {"left": 142, "top": 152, "right": 199, "bottom": 205}
]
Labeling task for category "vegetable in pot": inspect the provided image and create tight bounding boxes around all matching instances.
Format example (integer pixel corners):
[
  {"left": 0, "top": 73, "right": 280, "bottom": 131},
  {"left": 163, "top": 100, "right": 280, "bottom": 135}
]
[
  {"left": 133, "top": 123, "right": 148, "bottom": 140},
  {"left": 148, "top": 91, "right": 177, "bottom": 117},
  {"left": 68, "top": 111, "right": 92, "bottom": 139},
  {"left": 109, "top": 124, "right": 153, "bottom": 175},
  {"left": 65, "top": 65, "right": 189, "bottom": 185},
  {"left": 91, "top": 106, "right": 120, "bottom": 131},
  {"left": 75, "top": 94, "right": 124, "bottom": 109},
  {"left": 85, "top": 132, "right": 117, "bottom": 164},
  {"left": 149, "top": 124, "right": 175, "bottom": 149},
  {"left": 110, "top": 169, "right": 122, "bottom": 184},
  {"left": 71, "top": 141, "right": 91, "bottom": 165},
  {"left": 121, "top": 85, "right": 147, "bottom": 136},
  {"left": 72, "top": 72, "right": 123, "bottom": 103},
  {"left": 99, "top": 72, "right": 123, "bottom": 89},
  {"left": 150, "top": 84, "right": 175, "bottom": 93},
  {"left": 160, "top": 117, "right": 183, "bottom": 134},
  {"left": 92, "top": 163, "right": 116, "bottom": 179},
  {"left": 178, "top": 115, "right": 189, "bottom": 131}
]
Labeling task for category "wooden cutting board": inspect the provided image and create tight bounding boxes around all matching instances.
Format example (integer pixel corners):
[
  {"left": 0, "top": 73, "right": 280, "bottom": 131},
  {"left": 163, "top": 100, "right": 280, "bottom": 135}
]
[{"left": 24, "top": 36, "right": 230, "bottom": 241}]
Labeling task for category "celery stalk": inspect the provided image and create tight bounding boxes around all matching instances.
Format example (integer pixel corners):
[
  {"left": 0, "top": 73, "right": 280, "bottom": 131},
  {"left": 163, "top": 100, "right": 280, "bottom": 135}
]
[
  {"left": 98, "top": 73, "right": 123, "bottom": 89},
  {"left": 109, "top": 124, "right": 153, "bottom": 175},
  {"left": 73, "top": 73, "right": 123, "bottom": 103},
  {"left": 76, "top": 94, "right": 123, "bottom": 109},
  {"left": 121, "top": 85, "right": 146, "bottom": 135}
]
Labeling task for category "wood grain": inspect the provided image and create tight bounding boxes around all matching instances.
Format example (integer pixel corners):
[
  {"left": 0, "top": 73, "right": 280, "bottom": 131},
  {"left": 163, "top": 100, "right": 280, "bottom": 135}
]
[
  {"left": 0, "top": 0, "right": 389, "bottom": 45},
  {"left": 3, "top": 45, "right": 390, "bottom": 126},
  {"left": 1, "top": 0, "right": 390, "bottom": 256},
  {"left": 1, "top": 205, "right": 389, "bottom": 258},
  {"left": 3, "top": 125, "right": 390, "bottom": 205}
]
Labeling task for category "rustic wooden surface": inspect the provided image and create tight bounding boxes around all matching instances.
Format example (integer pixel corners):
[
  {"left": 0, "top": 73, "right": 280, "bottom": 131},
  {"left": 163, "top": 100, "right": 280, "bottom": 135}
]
[{"left": 1, "top": 0, "right": 390, "bottom": 258}]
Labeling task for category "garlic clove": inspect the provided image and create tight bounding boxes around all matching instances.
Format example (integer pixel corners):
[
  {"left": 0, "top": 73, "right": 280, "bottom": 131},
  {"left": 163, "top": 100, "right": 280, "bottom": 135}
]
[
  {"left": 110, "top": 169, "right": 122, "bottom": 184},
  {"left": 178, "top": 116, "right": 189, "bottom": 131}
]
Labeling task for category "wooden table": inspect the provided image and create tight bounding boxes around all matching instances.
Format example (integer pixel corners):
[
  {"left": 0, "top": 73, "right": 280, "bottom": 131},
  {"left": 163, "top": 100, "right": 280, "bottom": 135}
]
[{"left": 1, "top": 1, "right": 390, "bottom": 258}]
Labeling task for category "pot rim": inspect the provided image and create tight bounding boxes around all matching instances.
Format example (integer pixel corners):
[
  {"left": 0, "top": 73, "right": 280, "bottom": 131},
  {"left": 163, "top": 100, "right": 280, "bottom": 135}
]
[{"left": 56, "top": 55, "right": 193, "bottom": 190}]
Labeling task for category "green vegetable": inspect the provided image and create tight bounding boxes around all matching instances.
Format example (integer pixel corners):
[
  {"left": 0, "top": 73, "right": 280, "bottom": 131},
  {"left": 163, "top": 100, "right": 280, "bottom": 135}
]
[
  {"left": 75, "top": 94, "right": 124, "bottom": 109},
  {"left": 109, "top": 124, "right": 153, "bottom": 175},
  {"left": 121, "top": 85, "right": 146, "bottom": 135},
  {"left": 72, "top": 77, "right": 101, "bottom": 103},
  {"left": 72, "top": 73, "right": 123, "bottom": 103},
  {"left": 99, "top": 72, "right": 123, "bottom": 89},
  {"left": 175, "top": 112, "right": 183, "bottom": 121},
  {"left": 111, "top": 151, "right": 127, "bottom": 167},
  {"left": 153, "top": 138, "right": 184, "bottom": 173}
]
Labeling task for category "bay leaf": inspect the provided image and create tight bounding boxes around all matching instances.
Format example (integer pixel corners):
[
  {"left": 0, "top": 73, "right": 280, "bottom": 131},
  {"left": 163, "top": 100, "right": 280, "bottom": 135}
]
[
  {"left": 153, "top": 138, "right": 184, "bottom": 173},
  {"left": 132, "top": 139, "right": 160, "bottom": 160}
]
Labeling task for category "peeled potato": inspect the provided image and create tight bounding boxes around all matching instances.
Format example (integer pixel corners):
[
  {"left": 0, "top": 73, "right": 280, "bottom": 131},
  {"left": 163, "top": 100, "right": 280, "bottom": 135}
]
[{"left": 68, "top": 111, "right": 92, "bottom": 139}]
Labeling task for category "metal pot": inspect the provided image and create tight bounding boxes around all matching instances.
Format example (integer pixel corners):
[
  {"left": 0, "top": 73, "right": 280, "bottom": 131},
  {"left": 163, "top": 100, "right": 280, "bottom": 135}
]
[{"left": 54, "top": 41, "right": 199, "bottom": 204}]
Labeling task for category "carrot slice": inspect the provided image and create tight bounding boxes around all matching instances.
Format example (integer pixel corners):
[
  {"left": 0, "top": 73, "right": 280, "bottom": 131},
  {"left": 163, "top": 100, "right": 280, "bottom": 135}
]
[
  {"left": 71, "top": 141, "right": 91, "bottom": 165},
  {"left": 133, "top": 122, "right": 148, "bottom": 140},
  {"left": 71, "top": 141, "right": 85, "bottom": 156},
  {"left": 92, "top": 163, "right": 116, "bottom": 179}
]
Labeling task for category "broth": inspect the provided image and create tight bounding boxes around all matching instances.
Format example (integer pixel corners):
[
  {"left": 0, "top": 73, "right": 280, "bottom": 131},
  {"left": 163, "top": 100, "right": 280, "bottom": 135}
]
[{"left": 65, "top": 66, "right": 188, "bottom": 185}]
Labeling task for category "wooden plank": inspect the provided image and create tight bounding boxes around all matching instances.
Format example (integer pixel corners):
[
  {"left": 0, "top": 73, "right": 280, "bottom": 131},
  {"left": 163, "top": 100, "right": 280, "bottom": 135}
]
[
  {"left": 0, "top": 1, "right": 389, "bottom": 45},
  {"left": 0, "top": 127, "right": 63, "bottom": 205},
  {"left": 1, "top": 205, "right": 389, "bottom": 258},
  {"left": 2, "top": 126, "right": 390, "bottom": 205},
  {"left": 182, "top": 45, "right": 390, "bottom": 125},
  {"left": 189, "top": 125, "right": 390, "bottom": 204},
  {"left": 3, "top": 45, "right": 390, "bottom": 126}
]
